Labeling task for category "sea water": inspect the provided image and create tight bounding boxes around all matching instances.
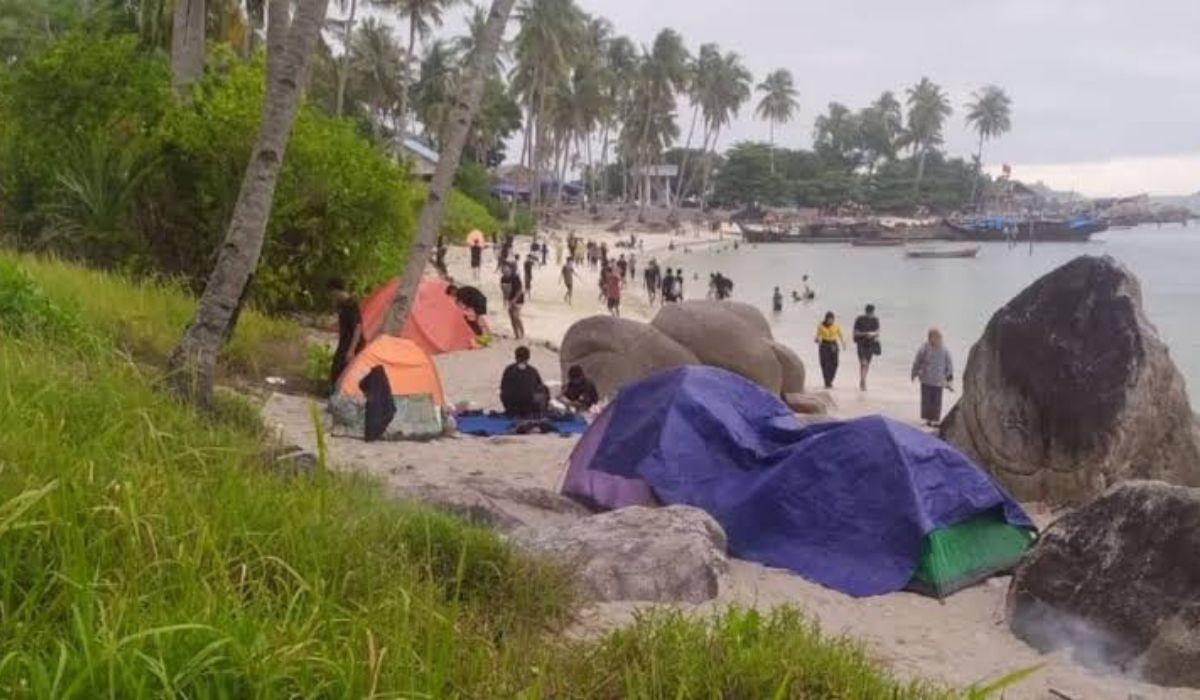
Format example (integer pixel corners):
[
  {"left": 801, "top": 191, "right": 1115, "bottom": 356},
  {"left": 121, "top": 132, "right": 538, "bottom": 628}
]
[{"left": 665, "top": 224, "right": 1200, "bottom": 409}]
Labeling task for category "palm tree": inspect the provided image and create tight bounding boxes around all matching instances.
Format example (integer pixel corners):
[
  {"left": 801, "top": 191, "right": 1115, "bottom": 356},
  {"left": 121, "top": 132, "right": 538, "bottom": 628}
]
[
  {"left": 754, "top": 68, "right": 798, "bottom": 174},
  {"left": 378, "top": 0, "right": 517, "bottom": 336},
  {"left": 377, "top": 0, "right": 461, "bottom": 138},
  {"left": 965, "top": 84, "right": 1013, "bottom": 208},
  {"left": 169, "top": 0, "right": 332, "bottom": 405},
  {"left": 630, "top": 29, "right": 688, "bottom": 216},
  {"left": 596, "top": 34, "right": 638, "bottom": 201},
  {"left": 349, "top": 17, "right": 406, "bottom": 135},
  {"left": 512, "top": 0, "right": 586, "bottom": 217},
  {"left": 456, "top": 2, "right": 508, "bottom": 78},
  {"left": 412, "top": 39, "right": 460, "bottom": 146},
  {"left": 904, "top": 76, "right": 953, "bottom": 194},
  {"left": 171, "top": 0, "right": 206, "bottom": 97},
  {"left": 697, "top": 50, "right": 751, "bottom": 209}
]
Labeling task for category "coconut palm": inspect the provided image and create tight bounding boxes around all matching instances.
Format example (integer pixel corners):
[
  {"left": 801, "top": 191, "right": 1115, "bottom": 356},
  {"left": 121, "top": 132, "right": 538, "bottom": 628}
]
[
  {"left": 411, "top": 39, "right": 460, "bottom": 146},
  {"left": 169, "top": 0, "right": 333, "bottom": 404},
  {"left": 965, "top": 84, "right": 1013, "bottom": 207},
  {"left": 375, "top": 0, "right": 461, "bottom": 137},
  {"left": 628, "top": 29, "right": 688, "bottom": 215},
  {"left": 349, "top": 17, "right": 407, "bottom": 135},
  {"left": 456, "top": 2, "right": 509, "bottom": 78},
  {"left": 754, "top": 68, "right": 798, "bottom": 174},
  {"left": 903, "top": 77, "right": 953, "bottom": 193},
  {"left": 696, "top": 50, "right": 751, "bottom": 208}
]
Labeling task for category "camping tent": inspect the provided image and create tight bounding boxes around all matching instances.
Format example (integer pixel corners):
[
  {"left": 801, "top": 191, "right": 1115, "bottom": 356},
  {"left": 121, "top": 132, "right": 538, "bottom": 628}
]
[
  {"left": 336, "top": 335, "right": 445, "bottom": 405},
  {"left": 562, "top": 366, "right": 1034, "bottom": 598},
  {"left": 360, "top": 276, "right": 478, "bottom": 355},
  {"left": 465, "top": 230, "right": 486, "bottom": 247}
]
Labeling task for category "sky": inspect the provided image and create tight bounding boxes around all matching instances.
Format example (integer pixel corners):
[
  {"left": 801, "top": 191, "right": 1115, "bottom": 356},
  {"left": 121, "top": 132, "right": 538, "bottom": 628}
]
[{"left": 437, "top": 0, "right": 1200, "bottom": 197}]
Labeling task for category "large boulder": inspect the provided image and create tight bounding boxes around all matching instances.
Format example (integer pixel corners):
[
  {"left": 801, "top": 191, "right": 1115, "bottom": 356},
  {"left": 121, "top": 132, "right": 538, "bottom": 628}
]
[
  {"left": 942, "top": 255, "right": 1200, "bottom": 504},
  {"left": 1008, "top": 481, "right": 1200, "bottom": 688},
  {"left": 560, "top": 316, "right": 698, "bottom": 398},
  {"left": 390, "top": 476, "right": 591, "bottom": 534},
  {"left": 770, "top": 340, "right": 807, "bottom": 394},
  {"left": 516, "top": 505, "right": 728, "bottom": 603},
  {"left": 652, "top": 301, "right": 784, "bottom": 394}
]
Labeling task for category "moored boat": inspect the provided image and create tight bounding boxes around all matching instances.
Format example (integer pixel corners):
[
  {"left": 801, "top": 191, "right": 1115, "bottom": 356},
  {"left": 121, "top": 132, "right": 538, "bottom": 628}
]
[
  {"left": 944, "top": 214, "right": 1107, "bottom": 242},
  {"left": 905, "top": 245, "right": 980, "bottom": 259},
  {"left": 851, "top": 238, "right": 905, "bottom": 248}
]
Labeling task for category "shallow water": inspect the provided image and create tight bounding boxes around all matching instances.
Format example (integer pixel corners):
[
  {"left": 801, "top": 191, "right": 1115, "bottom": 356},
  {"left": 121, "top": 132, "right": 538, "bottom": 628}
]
[{"left": 665, "top": 224, "right": 1200, "bottom": 408}]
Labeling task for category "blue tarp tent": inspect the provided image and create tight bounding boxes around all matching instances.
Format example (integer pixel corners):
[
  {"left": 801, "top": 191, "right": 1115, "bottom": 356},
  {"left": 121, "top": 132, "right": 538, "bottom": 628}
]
[{"left": 562, "top": 366, "right": 1034, "bottom": 597}]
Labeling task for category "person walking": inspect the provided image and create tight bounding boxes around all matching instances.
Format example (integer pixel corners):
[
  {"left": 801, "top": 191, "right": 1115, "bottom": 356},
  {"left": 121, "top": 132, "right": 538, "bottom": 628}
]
[
  {"left": 911, "top": 328, "right": 954, "bottom": 427},
  {"left": 500, "top": 263, "right": 526, "bottom": 340},
  {"left": 561, "top": 258, "right": 577, "bottom": 305},
  {"left": 661, "top": 267, "right": 675, "bottom": 303},
  {"left": 523, "top": 254, "right": 535, "bottom": 297},
  {"left": 469, "top": 239, "right": 483, "bottom": 281},
  {"left": 603, "top": 264, "right": 622, "bottom": 317},
  {"left": 813, "top": 311, "right": 846, "bottom": 389},
  {"left": 853, "top": 304, "right": 881, "bottom": 391},
  {"left": 772, "top": 287, "right": 783, "bottom": 313}
]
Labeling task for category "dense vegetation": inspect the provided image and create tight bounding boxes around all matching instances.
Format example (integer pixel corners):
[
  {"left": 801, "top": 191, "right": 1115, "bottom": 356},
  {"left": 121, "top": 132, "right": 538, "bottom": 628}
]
[{"left": 0, "top": 251, "right": 966, "bottom": 698}]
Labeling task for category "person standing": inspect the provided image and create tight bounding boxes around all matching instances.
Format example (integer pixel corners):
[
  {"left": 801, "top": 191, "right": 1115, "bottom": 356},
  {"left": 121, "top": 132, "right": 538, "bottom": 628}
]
[
  {"left": 603, "top": 264, "right": 622, "bottom": 317},
  {"left": 561, "top": 258, "right": 577, "bottom": 305},
  {"left": 617, "top": 254, "right": 628, "bottom": 280},
  {"left": 469, "top": 239, "right": 483, "bottom": 281},
  {"left": 674, "top": 269, "right": 685, "bottom": 301},
  {"left": 772, "top": 287, "right": 783, "bottom": 313},
  {"left": 523, "top": 254, "right": 535, "bottom": 297},
  {"left": 853, "top": 304, "right": 881, "bottom": 391},
  {"left": 434, "top": 235, "right": 448, "bottom": 276},
  {"left": 327, "top": 278, "right": 365, "bottom": 394},
  {"left": 661, "top": 267, "right": 675, "bottom": 303},
  {"left": 645, "top": 262, "right": 659, "bottom": 304},
  {"left": 911, "top": 328, "right": 954, "bottom": 427},
  {"left": 500, "top": 263, "right": 526, "bottom": 340},
  {"left": 813, "top": 311, "right": 846, "bottom": 389}
]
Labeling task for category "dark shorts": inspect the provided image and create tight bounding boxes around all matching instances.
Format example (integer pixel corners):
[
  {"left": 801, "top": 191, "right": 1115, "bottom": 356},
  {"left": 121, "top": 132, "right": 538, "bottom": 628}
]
[
  {"left": 857, "top": 343, "right": 875, "bottom": 362},
  {"left": 606, "top": 297, "right": 620, "bottom": 310}
]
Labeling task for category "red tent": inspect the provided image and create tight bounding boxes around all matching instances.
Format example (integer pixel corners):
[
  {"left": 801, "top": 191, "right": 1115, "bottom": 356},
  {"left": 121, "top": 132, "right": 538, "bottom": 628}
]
[{"left": 360, "top": 276, "right": 478, "bottom": 355}]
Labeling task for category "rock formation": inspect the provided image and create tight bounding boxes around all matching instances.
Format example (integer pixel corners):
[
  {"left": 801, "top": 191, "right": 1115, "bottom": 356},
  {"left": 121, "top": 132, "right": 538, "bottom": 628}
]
[
  {"left": 942, "top": 255, "right": 1200, "bottom": 504},
  {"left": 560, "top": 301, "right": 805, "bottom": 398},
  {"left": 1008, "top": 481, "right": 1200, "bottom": 688},
  {"left": 516, "top": 505, "right": 728, "bottom": 603}
]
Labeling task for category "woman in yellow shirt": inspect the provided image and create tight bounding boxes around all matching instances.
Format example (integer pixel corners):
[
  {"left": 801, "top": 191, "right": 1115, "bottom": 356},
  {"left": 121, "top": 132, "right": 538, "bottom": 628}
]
[{"left": 814, "top": 311, "right": 846, "bottom": 389}]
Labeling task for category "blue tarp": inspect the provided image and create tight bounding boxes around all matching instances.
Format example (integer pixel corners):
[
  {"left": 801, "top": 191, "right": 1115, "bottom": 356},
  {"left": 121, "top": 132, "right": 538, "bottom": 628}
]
[
  {"left": 575, "top": 367, "right": 1032, "bottom": 597},
  {"left": 457, "top": 414, "right": 588, "bottom": 437}
]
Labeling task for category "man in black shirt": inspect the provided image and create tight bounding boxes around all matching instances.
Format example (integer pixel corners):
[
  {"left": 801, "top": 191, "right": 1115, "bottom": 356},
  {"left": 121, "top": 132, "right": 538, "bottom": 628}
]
[
  {"left": 500, "top": 346, "right": 547, "bottom": 418},
  {"left": 327, "top": 278, "right": 365, "bottom": 394},
  {"left": 500, "top": 263, "right": 525, "bottom": 339},
  {"left": 523, "top": 254, "right": 535, "bottom": 297},
  {"left": 469, "top": 240, "right": 483, "bottom": 280},
  {"left": 561, "top": 364, "right": 599, "bottom": 412},
  {"left": 853, "top": 303, "right": 881, "bottom": 391}
]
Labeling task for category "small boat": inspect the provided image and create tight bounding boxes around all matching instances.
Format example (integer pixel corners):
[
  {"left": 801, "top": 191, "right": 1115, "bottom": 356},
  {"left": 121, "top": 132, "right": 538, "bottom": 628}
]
[
  {"left": 851, "top": 238, "right": 905, "bottom": 248},
  {"left": 905, "top": 246, "right": 980, "bottom": 259}
]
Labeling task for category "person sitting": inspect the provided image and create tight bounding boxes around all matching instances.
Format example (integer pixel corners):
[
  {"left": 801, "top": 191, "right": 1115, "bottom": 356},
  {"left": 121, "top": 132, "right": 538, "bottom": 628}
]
[
  {"left": 500, "top": 346, "right": 547, "bottom": 419},
  {"left": 561, "top": 364, "right": 599, "bottom": 412}
]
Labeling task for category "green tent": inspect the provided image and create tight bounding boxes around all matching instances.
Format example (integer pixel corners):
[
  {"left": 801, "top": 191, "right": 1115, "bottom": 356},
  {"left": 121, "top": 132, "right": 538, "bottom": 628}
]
[{"left": 909, "top": 512, "right": 1035, "bottom": 598}]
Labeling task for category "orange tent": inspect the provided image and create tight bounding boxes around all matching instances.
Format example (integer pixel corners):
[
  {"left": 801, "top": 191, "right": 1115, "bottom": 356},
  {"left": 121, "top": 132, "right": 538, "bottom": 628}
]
[
  {"left": 465, "top": 230, "right": 486, "bottom": 247},
  {"left": 359, "top": 276, "right": 478, "bottom": 355},
  {"left": 336, "top": 335, "right": 445, "bottom": 405}
]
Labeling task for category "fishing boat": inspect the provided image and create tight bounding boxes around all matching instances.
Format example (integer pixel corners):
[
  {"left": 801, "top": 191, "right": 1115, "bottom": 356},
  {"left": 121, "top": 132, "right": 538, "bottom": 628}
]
[
  {"left": 851, "top": 238, "right": 905, "bottom": 248},
  {"left": 904, "top": 245, "right": 980, "bottom": 259},
  {"left": 736, "top": 222, "right": 805, "bottom": 243},
  {"left": 944, "top": 214, "right": 1107, "bottom": 242}
]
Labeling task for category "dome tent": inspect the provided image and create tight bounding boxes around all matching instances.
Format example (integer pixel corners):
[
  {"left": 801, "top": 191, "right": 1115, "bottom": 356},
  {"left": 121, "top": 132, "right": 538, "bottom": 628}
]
[{"left": 562, "top": 366, "right": 1034, "bottom": 598}]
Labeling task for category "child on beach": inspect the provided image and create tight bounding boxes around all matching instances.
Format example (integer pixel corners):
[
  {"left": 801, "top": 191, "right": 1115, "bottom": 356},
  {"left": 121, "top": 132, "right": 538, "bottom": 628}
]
[
  {"left": 911, "top": 328, "right": 954, "bottom": 427},
  {"left": 561, "top": 364, "right": 599, "bottom": 412}
]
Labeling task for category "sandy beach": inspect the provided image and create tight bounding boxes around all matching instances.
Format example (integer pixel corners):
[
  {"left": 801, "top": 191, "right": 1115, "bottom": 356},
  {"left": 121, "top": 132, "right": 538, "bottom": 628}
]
[{"left": 264, "top": 221, "right": 1198, "bottom": 699}]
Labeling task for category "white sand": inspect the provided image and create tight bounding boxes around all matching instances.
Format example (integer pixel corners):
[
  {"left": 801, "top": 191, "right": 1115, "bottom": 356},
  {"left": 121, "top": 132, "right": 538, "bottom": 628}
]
[{"left": 262, "top": 221, "right": 1198, "bottom": 700}]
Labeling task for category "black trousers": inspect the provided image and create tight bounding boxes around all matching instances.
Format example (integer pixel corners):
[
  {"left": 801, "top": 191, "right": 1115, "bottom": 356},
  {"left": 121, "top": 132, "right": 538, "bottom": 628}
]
[
  {"left": 819, "top": 342, "right": 839, "bottom": 388},
  {"left": 921, "top": 384, "right": 944, "bottom": 422}
]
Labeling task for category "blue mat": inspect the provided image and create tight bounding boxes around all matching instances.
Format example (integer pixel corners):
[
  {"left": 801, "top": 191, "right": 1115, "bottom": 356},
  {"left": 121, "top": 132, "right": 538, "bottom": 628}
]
[{"left": 457, "top": 414, "right": 588, "bottom": 437}]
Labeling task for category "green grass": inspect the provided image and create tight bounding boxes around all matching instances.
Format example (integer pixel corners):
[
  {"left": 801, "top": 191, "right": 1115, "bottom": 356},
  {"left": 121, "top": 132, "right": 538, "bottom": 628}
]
[
  {"left": 1, "top": 251, "right": 305, "bottom": 379},
  {"left": 0, "top": 254, "right": 976, "bottom": 698}
]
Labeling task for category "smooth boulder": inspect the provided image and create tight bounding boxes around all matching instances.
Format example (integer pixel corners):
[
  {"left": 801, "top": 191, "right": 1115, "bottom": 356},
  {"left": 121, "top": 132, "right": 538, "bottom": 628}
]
[
  {"left": 652, "top": 301, "right": 784, "bottom": 394},
  {"left": 942, "top": 255, "right": 1200, "bottom": 504},
  {"left": 560, "top": 316, "right": 698, "bottom": 398},
  {"left": 1008, "top": 481, "right": 1200, "bottom": 687},
  {"left": 516, "top": 505, "right": 728, "bottom": 603}
]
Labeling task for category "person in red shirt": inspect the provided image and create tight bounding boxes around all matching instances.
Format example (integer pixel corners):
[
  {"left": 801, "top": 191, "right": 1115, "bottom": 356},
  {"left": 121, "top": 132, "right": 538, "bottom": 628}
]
[{"left": 602, "top": 265, "right": 622, "bottom": 317}]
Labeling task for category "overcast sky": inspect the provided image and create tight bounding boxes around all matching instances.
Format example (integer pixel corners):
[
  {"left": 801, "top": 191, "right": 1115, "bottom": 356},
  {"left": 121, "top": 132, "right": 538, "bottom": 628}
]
[{"left": 439, "top": 1, "right": 1200, "bottom": 197}]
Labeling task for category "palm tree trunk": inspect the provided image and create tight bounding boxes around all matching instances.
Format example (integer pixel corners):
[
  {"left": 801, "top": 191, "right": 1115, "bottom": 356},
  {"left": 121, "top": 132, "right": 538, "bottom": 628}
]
[
  {"left": 531, "top": 79, "right": 548, "bottom": 222},
  {"left": 168, "top": 0, "right": 330, "bottom": 405},
  {"left": 170, "top": 0, "right": 206, "bottom": 98},
  {"left": 334, "top": 0, "right": 357, "bottom": 117},
  {"left": 768, "top": 120, "right": 776, "bottom": 175},
  {"left": 969, "top": 131, "right": 985, "bottom": 211},
  {"left": 378, "top": 0, "right": 517, "bottom": 336},
  {"left": 700, "top": 125, "right": 720, "bottom": 211},
  {"left": 396, "top": 20, "right": 418, "bottom": 140},
  {"left": 668, "top": 103, "right": 701, "bottom": 220}
]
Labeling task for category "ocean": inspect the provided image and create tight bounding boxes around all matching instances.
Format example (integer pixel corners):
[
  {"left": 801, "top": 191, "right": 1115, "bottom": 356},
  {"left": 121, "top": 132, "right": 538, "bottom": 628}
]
[{"left": 665, "top": 224, "right": 1200, "bottom": 408}]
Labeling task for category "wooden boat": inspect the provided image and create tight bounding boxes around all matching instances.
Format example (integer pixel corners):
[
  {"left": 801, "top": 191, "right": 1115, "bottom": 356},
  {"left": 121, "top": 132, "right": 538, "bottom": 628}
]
[
  {"left": 944, "top": 215, "right": 1107, "bottom": 242},
  {"left": 905, "top": 246, "right": 980, "bottom": 259},
  {"left": 851, "top": 238, "right": 904, "bottom": 248}
]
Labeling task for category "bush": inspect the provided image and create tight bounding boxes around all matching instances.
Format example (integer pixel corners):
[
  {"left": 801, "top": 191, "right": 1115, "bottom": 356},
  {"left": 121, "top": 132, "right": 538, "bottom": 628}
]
[
  {"left": 0, "top": 36, "right": 419, "bottom": 312},
  {"left": 509, "top": 205, "right": 535, "bottom": 235},
  {"left": 417, "top": 187, "right": 500, "bottom": 243}
]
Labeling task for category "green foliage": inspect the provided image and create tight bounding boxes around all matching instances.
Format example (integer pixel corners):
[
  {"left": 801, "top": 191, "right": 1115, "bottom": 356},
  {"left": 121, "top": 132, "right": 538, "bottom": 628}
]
[
  {"left": 454, "top": 160, "right": 494, "bottom": 203},
  {"left": 418, "top": 187, "right": 500, "bottom": 243},
  {"left": 0, "top": 258, "right": 83, "bottom": 339},
  {"left": 3, "top": 251, "right": 303, "bottom": 379},
  {"left": 0, "top": 36, "right": 419, "bottom": 312},
  {"left": 509, "top": 205, "right": 536, "bottom": 235},
  {"left": 305, "top": 342, "right": 335, "bottom": 384}
]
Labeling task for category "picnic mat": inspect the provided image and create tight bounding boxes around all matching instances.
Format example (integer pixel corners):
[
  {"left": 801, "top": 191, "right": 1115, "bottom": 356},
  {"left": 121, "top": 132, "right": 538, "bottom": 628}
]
[{"left": 456, "top": 414, "right": 588, "bottom": 437}]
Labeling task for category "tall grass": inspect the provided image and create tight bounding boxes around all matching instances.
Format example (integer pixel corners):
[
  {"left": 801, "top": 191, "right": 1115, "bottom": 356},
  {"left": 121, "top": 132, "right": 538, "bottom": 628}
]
[
  {"left": 1, "top": 251, "right": 303, "bottom": 378},
  {"left": 0, "top": 255, "right": 977, "bottom": 698}
]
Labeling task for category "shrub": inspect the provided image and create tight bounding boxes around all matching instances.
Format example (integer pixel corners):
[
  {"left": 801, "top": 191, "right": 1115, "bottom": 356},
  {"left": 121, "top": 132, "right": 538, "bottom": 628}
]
[
  {"left": 509, "top": 205, "right": 535, "bottom": 236},
  {"left": 414, "top": 187, "right": 500, "bottom": 243}
]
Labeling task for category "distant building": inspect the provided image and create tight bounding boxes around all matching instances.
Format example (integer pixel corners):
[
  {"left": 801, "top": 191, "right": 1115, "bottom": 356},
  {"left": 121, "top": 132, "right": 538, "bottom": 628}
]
[{"left": 396, "top": 136, "right": 439, "bottom": 179}]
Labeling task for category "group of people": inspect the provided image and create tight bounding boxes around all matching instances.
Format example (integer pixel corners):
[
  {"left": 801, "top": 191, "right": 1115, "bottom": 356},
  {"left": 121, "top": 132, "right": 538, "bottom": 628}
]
[
  {"left": 644, "top": 263, "right": 684, "bottom": 304},
  {"left": 814, "top": 305, "right": 955, "bottom": 426},
  {"left": 499, "top": 345, "right": 599, "bottom": 419}
]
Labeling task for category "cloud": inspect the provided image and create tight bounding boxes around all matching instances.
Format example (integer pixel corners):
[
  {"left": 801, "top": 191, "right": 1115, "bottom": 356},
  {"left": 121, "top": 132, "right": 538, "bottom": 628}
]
[{"left": 991, "top": 154, "right": 1200, "bottom": 198}]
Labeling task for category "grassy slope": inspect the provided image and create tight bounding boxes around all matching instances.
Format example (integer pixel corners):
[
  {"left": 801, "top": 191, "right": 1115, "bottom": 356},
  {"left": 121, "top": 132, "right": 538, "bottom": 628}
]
[{"left": 0, "top": 254, "right": 956, "bottom": 699}]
